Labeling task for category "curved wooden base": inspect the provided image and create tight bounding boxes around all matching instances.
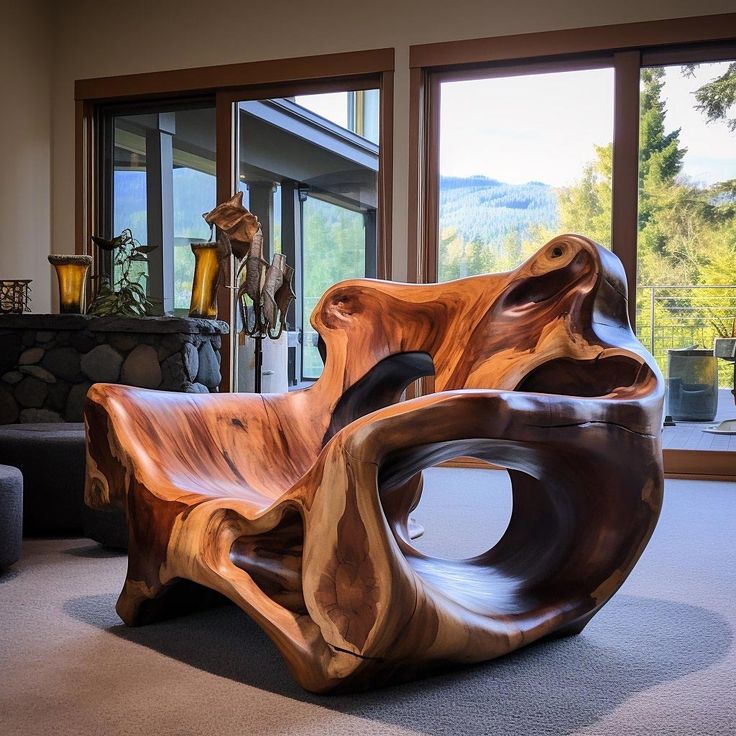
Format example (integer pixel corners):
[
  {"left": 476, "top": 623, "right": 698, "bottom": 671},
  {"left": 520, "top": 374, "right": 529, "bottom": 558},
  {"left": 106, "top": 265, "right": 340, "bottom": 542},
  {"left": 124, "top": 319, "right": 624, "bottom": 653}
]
[{"left": 85, "top": 235, "right": 664, "bottom": 693}]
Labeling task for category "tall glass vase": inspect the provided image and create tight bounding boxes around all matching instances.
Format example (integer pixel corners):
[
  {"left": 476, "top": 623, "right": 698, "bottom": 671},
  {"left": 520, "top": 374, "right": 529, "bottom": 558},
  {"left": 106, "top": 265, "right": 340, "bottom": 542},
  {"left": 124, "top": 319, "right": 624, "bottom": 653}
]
[
  {"left": 48, "top": 255, "right": 93, "bottom": 314},
  {"left": 188, "top": 243, "right": 220, "bottom": 319}
]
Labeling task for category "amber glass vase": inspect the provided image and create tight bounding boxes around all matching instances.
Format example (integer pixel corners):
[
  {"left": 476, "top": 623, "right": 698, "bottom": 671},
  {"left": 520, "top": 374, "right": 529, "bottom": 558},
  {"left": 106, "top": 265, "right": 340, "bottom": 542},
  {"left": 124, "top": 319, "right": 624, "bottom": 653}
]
[
  {"left": 48, "top": 255, "right": 93, "bottom": 314},
  {"left": 188, "top": 243, "right": 220, "bottom": 319}
]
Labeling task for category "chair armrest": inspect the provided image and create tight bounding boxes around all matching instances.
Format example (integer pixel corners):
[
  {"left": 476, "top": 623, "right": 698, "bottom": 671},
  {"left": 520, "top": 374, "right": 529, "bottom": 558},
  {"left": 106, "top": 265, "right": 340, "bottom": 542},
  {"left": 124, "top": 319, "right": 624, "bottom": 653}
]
[
  {"left": 339, "top": 386, "right": 662, "bottom": 474},
  {"left": 299, "top": 385, "right": 663, "bottom": 662}
]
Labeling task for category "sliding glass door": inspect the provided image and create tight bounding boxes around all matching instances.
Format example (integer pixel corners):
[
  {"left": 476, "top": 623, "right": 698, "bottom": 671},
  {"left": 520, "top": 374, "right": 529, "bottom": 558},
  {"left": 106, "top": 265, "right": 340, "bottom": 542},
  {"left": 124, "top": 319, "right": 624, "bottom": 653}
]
[
  {"left": 426, "top": 43, "right": 736, "bottom": 474},
  {"left": 234, "top": 89, "right": 379, "bottom": 392}
]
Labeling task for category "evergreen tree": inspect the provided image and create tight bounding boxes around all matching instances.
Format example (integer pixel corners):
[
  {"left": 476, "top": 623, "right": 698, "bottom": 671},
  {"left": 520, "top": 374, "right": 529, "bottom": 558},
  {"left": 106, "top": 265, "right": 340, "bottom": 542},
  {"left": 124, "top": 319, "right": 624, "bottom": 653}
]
[
  {"left": 692, "top": 62, "right": 736, "bottom": 133},
  {"left": 639, "top": 68, "right": 686, "bottom": 191},
  {"left": 637, "top": 68, "right": 689, "bottom": 279}
]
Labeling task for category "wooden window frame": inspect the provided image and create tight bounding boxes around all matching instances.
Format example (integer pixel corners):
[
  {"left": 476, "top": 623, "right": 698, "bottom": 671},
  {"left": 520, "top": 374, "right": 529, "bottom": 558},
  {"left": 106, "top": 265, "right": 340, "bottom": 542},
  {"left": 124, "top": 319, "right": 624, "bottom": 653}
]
[
  {"left": 409, "top": 14, "right": 736, "bottom": 480},
  {"left": 75, "top": 48, "right": 394, "bottom": 392}
]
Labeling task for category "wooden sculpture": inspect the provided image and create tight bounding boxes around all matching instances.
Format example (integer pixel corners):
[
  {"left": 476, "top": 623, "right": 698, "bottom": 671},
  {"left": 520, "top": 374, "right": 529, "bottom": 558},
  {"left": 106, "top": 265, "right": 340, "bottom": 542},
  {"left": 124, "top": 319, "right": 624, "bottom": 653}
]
[{"left": 84, "top": 234, "right": 664, "bottom": 694}]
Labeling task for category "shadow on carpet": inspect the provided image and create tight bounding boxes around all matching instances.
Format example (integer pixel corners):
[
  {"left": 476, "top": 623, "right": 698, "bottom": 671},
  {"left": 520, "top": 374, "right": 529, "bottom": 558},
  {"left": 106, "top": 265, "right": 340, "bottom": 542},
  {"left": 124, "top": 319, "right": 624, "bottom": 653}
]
[
  {"left": 63, "top": 544, "right": 127, "bottom": 559},
  {"left": 64, "top": 593, "right": 731, "bottom": 736}
]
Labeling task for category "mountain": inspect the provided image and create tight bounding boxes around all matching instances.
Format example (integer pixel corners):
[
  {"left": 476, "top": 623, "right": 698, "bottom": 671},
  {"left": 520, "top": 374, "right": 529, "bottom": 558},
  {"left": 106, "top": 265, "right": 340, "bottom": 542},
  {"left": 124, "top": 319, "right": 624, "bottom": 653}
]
[
  {"left": 114, "top": 171, "right": 560, "bottom": 257},
  {"left": 439, "top": 175, "right": 559, "bottom": 250}
]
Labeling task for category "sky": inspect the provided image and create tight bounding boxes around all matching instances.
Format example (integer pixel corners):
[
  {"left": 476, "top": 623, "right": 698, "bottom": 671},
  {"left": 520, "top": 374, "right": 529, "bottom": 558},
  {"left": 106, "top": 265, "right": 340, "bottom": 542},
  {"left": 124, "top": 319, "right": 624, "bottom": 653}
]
[
  {"left": 295, "top": 64, "right": 735, "bottom": 189},
  {"left": 295, "top": 92, "right": 350, "bottom": 128},
  {"left": 438, "top": 61, "right": 736, "bottom": 188}
]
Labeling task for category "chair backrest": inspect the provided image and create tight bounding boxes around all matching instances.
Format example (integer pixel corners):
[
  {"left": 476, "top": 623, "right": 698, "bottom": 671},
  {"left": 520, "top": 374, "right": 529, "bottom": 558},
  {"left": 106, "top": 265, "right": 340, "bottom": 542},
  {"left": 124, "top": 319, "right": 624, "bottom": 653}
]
[{"left": 311, "top": 234, "right": 661, "bottom": 442}]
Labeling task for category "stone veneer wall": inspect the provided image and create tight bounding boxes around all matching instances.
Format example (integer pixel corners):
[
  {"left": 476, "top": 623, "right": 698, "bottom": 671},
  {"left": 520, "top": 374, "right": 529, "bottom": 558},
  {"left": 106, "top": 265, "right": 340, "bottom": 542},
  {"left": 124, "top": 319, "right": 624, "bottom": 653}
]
[{"left": 0, "top": 315, "right": 229, "bottom": 423}]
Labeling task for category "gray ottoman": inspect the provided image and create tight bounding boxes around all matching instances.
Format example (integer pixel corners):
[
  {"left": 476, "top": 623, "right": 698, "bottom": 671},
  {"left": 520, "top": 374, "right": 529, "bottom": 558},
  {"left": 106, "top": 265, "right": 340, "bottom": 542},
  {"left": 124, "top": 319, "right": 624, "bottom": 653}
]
[
  {"left": 0, "top": 464, "right": 22, "bottom": 568},
  {"left": 0, "top": 423, "right": 86, "bottom": 535},
  {"left": 0, "top": 423, "right": 127, "bottom": 547}
]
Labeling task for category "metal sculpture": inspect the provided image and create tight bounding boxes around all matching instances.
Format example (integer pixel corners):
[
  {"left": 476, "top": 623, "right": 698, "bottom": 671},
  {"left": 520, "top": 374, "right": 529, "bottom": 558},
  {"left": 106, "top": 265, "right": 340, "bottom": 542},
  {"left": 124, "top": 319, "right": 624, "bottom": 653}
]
[{"left": 203, "top": 193, "right": 294, "bottom": 391}]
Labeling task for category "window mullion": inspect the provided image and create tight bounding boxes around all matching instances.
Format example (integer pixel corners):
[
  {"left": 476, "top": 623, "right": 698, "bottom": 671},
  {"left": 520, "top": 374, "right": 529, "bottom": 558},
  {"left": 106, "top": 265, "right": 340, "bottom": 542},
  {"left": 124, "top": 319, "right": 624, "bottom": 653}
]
[{"left": 612, "top": 49, "right": 642, "bottom": 329}]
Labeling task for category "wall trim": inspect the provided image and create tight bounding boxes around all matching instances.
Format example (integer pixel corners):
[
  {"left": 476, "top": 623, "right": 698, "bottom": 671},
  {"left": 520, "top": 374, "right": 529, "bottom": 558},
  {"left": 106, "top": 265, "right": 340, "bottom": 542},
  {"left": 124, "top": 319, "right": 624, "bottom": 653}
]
[
  {"left": 75, "top": 48, "right": 395, "bottom": 101},
  {"left": 409, "top": 14, "right": 736, "bottom": 70}
]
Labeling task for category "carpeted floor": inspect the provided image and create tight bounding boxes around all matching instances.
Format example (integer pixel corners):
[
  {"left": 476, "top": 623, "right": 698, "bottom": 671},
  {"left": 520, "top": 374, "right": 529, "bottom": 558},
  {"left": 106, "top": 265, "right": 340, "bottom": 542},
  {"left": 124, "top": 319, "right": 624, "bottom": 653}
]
[{"left": 1, "top": 469, "right": 734, "bottom": 736}]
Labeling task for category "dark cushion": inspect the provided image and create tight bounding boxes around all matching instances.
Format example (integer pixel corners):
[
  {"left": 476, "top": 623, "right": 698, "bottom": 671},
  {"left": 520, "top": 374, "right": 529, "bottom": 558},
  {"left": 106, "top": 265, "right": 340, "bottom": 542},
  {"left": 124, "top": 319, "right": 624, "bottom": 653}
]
[
  {"left": 0, "top": 464, "right": 23, "bottom": 568},
  {"left": 0, "top": 422, "right": 128, "bottom": 547},
  {"left": 0, "top": 423, "right": 85, "bottom": 535},
  {"left": 82, "top": 505, "right": 128, "bottom": 549}
]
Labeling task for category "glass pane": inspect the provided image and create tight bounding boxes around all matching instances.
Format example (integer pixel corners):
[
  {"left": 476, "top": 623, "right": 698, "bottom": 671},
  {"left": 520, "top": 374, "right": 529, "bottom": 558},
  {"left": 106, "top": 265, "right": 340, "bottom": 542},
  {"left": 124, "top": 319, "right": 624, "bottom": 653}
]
[
  {"left": 294, "top": 90, "right": 379, "bottom": 143},
  {"left": 635, "top": 61, "right": 736, "bottom": 450},
  {"left": 172, "top": 166, "right": 216, "bottom": 310},
  {"left": 236, "top": 89, "right": 379, "bottom": 391},
  {"left": 113, "top": 128, "right": 147, "bottom": 236},
  {"left": 438, "top": 68, "right": 615, "bottom": 281},
  {"left": 295, "top": 92, "right": 349, "bottom": 128},
  {"left": 110, "top": 106, "right": 216, "bottom": 313},
  {"left": 112, "top": 125, "right": 149, "bottom": 289},
  {"left": 302, "top": 197, "right": 366, "bottom": 378}
]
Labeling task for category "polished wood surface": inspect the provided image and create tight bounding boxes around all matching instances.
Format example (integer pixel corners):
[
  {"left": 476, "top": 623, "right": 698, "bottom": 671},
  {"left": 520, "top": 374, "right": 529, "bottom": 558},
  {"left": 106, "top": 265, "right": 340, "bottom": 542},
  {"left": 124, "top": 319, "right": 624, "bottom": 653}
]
[{"left": 85, "top": 234, "right": 664, "bottom": 693}]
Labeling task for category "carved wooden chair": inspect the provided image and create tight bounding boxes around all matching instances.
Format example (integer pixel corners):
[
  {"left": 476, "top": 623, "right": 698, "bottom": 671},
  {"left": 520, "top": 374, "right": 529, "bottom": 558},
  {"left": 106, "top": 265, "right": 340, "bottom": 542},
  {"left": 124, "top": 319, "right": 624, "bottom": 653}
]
[{"left": 85, "top": 234, "right": 664, "bottom": 693}]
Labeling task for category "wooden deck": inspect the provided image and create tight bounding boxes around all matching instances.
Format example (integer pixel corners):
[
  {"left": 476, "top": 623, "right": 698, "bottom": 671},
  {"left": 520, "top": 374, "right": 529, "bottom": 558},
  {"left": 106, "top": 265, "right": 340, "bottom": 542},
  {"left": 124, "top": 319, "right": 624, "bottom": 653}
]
[
  {"left": 663, "top": 388, "right": 736, "bottom": 452},
  {"left": 662, "top": 423, "right": 736, "bottom": 452}
]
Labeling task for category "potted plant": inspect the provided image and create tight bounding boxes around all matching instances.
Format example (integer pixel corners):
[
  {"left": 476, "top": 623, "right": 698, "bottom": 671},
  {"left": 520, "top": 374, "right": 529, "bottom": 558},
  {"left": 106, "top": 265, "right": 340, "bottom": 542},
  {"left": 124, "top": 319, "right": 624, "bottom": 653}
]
[
  {"left": 713, "top": 316, "right": 736, "bottom": 360},
  {"left": 88, "top": 229, "right": 157, "bottom": 317}
]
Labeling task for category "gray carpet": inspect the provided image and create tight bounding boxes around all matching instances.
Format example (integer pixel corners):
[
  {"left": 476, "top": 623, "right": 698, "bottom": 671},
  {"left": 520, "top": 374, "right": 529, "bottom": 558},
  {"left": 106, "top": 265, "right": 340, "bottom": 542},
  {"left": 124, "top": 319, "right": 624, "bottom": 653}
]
[{"left": 1, "top": 470, "right": 734, "bottom": 735}]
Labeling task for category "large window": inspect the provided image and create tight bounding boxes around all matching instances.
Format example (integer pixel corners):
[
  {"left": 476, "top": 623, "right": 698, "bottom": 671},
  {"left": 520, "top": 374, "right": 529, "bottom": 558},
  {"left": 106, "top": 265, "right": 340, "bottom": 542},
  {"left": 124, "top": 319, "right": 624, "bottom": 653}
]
[
  {"left": 81, "top": 50, "right": 393, "bottom": 395},
  {"left": 103, "top": 92, "right": 380, "bottom": 390},
  {"left": 414, "top": 27, "right": 736, "bottom": 469},
  {"left": 438, "top": 68, "right": 614, "bottom": 280},
  {"left": 635, "top": 61, "right": 736, "bottom": 451}
]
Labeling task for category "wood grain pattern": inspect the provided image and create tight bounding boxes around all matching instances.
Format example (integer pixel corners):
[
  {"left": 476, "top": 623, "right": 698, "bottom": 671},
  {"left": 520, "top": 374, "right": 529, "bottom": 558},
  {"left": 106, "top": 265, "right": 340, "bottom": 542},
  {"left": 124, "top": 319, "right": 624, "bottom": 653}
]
[{"left": 84, "top": 234, "right": 664, "bottom": 693}]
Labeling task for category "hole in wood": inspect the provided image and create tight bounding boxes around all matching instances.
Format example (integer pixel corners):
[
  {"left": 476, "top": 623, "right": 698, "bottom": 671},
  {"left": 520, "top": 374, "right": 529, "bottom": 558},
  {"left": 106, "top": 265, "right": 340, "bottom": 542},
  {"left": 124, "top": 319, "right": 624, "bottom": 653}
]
[{"left": 409, "top": 466, "right": 513, "bottom": 561}]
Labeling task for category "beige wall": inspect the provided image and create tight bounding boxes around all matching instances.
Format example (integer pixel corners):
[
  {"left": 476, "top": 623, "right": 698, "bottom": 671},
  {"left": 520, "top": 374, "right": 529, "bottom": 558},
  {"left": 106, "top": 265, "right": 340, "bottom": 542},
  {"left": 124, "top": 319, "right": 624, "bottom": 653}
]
[
  {"left": 1, "top": 0, "right": 52, "bottom": 312},
  {"left": 5, "top": 0, "right": 734, "bottom": 309}
]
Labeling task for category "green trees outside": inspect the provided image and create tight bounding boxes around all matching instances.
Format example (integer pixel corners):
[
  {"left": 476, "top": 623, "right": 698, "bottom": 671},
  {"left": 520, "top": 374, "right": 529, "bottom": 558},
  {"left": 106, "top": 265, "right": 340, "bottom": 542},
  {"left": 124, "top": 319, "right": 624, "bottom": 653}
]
[
  {"left": 563, "top": 67, "right": 736, "bottom": 385},
  {"left": 438, "top": 64, "right": 736, "bottom": 386},
  {"left": 301, "top": 196, "right": 365, "bottom": 377}
]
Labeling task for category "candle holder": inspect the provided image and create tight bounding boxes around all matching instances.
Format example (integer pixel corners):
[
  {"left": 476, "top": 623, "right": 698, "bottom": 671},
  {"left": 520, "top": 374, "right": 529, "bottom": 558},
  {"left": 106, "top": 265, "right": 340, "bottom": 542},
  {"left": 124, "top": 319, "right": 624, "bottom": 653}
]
[
  {"left": 0, "top": 280, "right": 32, "bottom": 314},
  {"left": 48, "top": 255, "right": 92, "bottom": 314},
  {"left": 188, "top": 242, "right": 221, "bottom": 319}
]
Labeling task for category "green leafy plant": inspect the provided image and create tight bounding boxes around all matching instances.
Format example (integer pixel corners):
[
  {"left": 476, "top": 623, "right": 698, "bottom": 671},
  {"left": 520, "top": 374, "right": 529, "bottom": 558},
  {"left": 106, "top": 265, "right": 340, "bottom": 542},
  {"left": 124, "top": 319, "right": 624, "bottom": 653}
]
[
  {"left": 88, "top": 229, "right": 157, "bottom": 317},
  {"left": 711, "top": 314, "right": 736, "bottom": 339}
]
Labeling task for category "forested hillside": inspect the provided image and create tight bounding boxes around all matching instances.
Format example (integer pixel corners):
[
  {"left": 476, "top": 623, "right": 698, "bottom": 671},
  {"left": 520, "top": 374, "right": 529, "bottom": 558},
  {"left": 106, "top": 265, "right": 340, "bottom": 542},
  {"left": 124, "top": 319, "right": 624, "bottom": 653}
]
[{"left": 439, "top": 176, "right": 558, "bottom": 247}]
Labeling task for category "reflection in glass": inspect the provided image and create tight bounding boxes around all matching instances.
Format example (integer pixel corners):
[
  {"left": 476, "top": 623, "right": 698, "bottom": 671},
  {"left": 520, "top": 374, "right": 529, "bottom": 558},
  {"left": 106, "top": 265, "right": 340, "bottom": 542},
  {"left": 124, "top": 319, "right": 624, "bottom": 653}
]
[
  {"left": 111, "top": 106, "right": 216, "bottom": 313},
  {"left": 237, "top": 90, "right": 379, "bottom": 390},
  {"left": 438, "top": 69, "right": 614, "bottom": 280}
]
